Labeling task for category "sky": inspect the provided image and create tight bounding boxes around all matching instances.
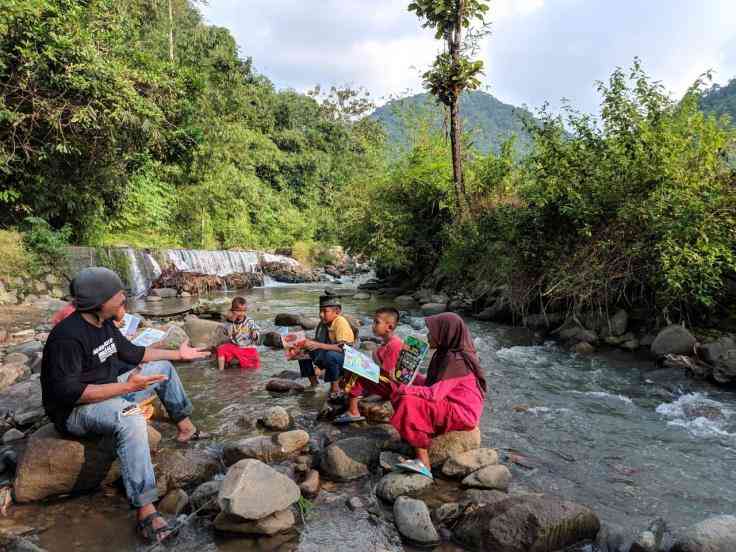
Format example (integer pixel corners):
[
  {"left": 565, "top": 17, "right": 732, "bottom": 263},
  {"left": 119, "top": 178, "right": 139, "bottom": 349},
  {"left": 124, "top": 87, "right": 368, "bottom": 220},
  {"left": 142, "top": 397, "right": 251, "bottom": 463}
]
[{"left": 200, "top": 0, "right": 736, "bottom": 114}]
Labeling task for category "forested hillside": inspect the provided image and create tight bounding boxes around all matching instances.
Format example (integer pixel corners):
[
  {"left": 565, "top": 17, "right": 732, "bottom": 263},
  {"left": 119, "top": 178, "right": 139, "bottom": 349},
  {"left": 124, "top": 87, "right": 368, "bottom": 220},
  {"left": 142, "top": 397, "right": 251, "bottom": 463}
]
[
  {"left": 700, "top": 78, "right": 736, "bottom": 122},
  {"left": 0, "top": 0, "right": 384, "bottom": 249},
  {"left": 371, "top": 90, "right": 534, "bottom": 153}
]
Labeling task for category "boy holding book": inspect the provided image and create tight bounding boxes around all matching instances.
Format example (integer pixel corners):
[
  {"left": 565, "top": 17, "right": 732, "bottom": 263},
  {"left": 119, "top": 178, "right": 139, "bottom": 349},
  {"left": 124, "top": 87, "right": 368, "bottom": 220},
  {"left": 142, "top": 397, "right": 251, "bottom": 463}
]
[{"left": 335, "top": 307, "right": 404, "bottom": 424}]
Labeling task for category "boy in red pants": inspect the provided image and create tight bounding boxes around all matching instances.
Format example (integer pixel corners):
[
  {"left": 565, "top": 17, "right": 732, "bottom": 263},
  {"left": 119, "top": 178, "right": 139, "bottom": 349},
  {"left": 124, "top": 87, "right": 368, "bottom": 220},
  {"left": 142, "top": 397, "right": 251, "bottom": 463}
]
[
  {"left": 216, "top": 297, "right": 261, "bottom": 370},
  {"left": 335, "top": 307, "right": 404, "bottom": 424}
]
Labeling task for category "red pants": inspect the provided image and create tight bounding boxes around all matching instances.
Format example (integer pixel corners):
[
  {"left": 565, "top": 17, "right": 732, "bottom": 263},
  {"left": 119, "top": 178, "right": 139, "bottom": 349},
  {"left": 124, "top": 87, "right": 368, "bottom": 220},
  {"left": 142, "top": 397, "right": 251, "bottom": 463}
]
[{"left": 217, "top": 343, "right": 260, "bottom": 369}]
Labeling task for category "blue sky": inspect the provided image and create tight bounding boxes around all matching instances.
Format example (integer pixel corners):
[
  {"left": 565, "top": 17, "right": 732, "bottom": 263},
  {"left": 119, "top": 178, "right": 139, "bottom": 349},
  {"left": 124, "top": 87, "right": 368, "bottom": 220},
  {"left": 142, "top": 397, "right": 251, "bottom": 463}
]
[{"left": 200, "top": 0, "right": 736, "bottom": 114}]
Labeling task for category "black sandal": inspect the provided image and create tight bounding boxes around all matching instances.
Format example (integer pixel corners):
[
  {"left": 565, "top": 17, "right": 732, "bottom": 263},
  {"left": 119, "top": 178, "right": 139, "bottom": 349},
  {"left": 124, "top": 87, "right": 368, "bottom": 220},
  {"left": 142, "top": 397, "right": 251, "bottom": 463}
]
[{"left": 137, "top": 511, "right": 174, "bottom": 543}]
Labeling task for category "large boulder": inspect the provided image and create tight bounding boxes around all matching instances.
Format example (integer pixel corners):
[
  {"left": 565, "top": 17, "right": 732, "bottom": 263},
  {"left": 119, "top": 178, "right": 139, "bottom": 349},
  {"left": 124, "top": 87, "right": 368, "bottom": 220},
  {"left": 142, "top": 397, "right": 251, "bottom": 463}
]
[
  {"left": 428, "top": 427, "right": 481, "bottom": 467},
  {"left": 393, "top": 497, "right": 439, "bottom": 544},
  {"left": 651, "top": 325, "right": 697, "bottom": 357},
  {"left": 191, "top": 480, "right": 223, "bottom": 515},
  {"left": 376, "top": 472, "right": 433, "bottom": 503},
  {"left": 154, "top": 448, "right": 220, "bottom": 496},
  {"left": 0, "top": 379, "right": 42, "bottom": 419},
  {"left": 559, "top": 324, "right": 598, "bottom": 344},
  {"left": 698, "top": 337, "right": 736, "bottom": 384},
  {"left": 223, "top": 430, "right": 309, "bottom": 466},
  {"left": 442, "top": 448, "right": 499, "bottom": 479},
  {"left": 184, "top": 317, "right": 227, "bottom": 349},
  {"left": 214, "top": 509, "right": 295, "bottom": 536},
  {"left": 14, "top": 423, "right": 161, "bottom": 502},
  {"left": 266, "top": 379, "right": 305, "bottom": 393},
  {"left": 672, "top": 515, "right": 736, "bottom": 552},
  {"left": 151, "top": 287, "right": 178, "bottom": 298},
  {"left": 218, "top": 459, "right": 300, "bottom": 520},
  {"left": 453, "top": 495, "right": 600, "bottom": 552}
]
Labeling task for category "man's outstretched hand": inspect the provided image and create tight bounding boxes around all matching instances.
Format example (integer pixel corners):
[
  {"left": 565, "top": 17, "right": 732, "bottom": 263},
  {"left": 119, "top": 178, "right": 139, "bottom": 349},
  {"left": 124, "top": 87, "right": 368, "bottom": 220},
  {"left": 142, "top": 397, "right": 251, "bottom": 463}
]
[{"left": 179, "top": 339, "right": 211, "bottom": 361}]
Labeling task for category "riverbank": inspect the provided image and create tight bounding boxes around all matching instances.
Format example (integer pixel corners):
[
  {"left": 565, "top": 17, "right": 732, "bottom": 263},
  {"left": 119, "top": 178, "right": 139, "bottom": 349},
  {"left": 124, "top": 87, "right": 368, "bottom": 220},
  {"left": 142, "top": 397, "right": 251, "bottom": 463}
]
[{"left": 1, "top": 283, "right": 736, "bottom": 551}]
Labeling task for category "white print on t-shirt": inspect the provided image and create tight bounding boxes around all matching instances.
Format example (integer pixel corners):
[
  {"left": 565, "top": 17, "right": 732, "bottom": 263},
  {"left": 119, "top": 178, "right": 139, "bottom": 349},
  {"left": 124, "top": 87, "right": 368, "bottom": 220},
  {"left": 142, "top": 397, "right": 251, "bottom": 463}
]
[{"left": 92, "top": 338, "right": 117, "bottom": 364}]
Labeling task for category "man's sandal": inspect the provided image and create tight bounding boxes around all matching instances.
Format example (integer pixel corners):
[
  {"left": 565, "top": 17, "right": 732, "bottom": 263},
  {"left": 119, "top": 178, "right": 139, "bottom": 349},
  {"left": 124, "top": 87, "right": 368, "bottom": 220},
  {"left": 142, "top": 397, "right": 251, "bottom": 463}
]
[
  {"left": 137, "top": 511, "right": 175, "bottom": 543},
  {"left": 176, "top": 428, "right": 211, "bottom": 444}
]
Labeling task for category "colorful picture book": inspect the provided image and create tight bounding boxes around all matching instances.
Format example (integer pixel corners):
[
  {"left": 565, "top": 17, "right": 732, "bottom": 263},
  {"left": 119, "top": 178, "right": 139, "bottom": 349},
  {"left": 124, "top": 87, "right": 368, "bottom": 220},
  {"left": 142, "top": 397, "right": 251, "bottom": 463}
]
[
  {"left": 280, "top": 329, "right": 309, "bottom": 361},
  {"left": 394, "top": 335, "right": 430, "bottom": 385},
  {"left": 132, "top": 328, "right": 168, "bottom": 347},
  {"left": 119, "top": 313, "right": 141, "bottom": 337},
  {"left": 343, "top": 345, "right": 381, "bottom": 383}
]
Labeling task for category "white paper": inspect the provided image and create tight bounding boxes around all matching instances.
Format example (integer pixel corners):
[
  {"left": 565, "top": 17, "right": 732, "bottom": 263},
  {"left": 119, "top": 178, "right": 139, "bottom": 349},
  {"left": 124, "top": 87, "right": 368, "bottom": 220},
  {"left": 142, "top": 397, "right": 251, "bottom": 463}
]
[
  {"left": 132, "top": 328, "right": 167, "bottom": 347},
  {"left": 119, "top": 313, "right": 141, "bottom": 337}
]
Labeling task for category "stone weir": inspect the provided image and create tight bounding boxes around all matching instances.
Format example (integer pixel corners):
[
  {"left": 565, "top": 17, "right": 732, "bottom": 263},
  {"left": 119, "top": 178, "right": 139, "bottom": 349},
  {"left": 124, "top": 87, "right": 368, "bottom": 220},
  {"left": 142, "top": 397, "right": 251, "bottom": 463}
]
[{"left": 66, "top": 247, "right": 305, "bottom": 298}]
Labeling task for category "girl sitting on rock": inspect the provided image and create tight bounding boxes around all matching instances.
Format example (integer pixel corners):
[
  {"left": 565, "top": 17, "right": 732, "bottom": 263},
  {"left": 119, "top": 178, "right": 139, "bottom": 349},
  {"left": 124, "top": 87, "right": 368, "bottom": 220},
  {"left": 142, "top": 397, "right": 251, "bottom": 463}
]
[
  {"left": 391, "top": 312, "right": 486, "bottom": 479},
  {"left": 217, "top": 297, "right": 261, "bottom": 370}
]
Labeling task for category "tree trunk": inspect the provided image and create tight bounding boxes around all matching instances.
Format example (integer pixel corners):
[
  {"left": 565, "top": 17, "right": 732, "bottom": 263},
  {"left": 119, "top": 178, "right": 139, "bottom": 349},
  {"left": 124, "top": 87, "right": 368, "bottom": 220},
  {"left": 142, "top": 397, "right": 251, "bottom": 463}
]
[
  {"left": 449, "top": 0, "right": 467, "bottom": 219},
  {"left": 168, "top": 0, "right": 174, "bottom": 62}
]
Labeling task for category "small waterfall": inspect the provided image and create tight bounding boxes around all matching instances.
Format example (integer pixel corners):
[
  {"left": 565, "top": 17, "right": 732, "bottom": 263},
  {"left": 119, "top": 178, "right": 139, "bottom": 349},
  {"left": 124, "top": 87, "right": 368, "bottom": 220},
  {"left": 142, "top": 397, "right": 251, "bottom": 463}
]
[
  {"left": 124, "top": 248, "right": 163, "bottom": 298},
  {"left": 166, "top": 249, "right": 260, "bottom": 276}
]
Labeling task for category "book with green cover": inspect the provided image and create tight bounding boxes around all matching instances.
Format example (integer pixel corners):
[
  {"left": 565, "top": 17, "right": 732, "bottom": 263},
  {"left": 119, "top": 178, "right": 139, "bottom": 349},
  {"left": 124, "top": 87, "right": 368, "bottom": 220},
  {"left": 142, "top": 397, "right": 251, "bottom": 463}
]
[{"left": 394, "top": 336, "right": 430, "bottom": 385}]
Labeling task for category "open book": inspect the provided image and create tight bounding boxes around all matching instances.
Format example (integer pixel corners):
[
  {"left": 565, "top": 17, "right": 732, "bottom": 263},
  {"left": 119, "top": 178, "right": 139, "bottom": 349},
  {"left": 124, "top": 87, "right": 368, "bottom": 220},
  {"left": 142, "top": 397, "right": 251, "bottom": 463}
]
[
  {"left": 343, "top": 345, "right": 381, "bottom": 383},
  {"left": 393, "top": 336, "right": 430, "bottom": 385},
  {"left": 279, "top": 328, "right": 310, "bottom": 361}
]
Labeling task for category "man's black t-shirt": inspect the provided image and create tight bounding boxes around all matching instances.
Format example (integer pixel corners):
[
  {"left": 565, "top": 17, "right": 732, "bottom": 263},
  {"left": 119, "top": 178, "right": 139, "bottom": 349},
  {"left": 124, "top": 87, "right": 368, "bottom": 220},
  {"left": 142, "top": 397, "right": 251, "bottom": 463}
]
[{"left": 41, "top": 311, "right": 146, "bottom": 431}]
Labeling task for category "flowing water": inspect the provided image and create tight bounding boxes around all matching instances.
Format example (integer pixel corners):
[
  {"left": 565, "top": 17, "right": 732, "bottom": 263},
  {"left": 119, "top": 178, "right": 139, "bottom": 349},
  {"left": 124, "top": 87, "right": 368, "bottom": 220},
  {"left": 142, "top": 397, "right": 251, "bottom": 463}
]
[{"left": 11, "top": 282, "right": 736, "bottom": 551}]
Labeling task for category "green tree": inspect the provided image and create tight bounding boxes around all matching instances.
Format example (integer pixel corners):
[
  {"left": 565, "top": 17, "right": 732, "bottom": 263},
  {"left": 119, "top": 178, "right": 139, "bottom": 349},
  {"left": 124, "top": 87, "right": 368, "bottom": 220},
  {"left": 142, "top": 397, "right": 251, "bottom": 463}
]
[{"left": 408, "top": 0, "right": 489, "bottom": 219}]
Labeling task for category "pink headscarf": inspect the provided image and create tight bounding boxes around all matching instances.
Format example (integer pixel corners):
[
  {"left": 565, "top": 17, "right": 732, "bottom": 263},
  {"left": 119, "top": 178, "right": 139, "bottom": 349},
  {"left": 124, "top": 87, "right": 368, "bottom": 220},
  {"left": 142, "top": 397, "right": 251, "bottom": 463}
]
[{"left": 425, "top": 312, "right": 487, "bottom": 394}]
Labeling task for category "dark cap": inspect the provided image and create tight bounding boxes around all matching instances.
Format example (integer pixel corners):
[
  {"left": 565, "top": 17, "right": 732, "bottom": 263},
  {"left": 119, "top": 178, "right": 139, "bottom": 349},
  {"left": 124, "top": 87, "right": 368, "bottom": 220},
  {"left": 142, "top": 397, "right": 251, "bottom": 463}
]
[
  {"left": 71, "top": 267, "right": 125, "bottom": 312},
  {"left": 319, "top": 295, "right": 341, "bottom": 309}
]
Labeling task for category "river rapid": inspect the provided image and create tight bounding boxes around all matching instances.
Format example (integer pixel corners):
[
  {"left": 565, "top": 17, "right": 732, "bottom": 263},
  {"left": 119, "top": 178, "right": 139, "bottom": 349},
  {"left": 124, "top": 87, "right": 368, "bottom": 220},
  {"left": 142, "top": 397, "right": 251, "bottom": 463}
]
[{"left": 11, "top": 281, "right": 736, "bottom": 551}]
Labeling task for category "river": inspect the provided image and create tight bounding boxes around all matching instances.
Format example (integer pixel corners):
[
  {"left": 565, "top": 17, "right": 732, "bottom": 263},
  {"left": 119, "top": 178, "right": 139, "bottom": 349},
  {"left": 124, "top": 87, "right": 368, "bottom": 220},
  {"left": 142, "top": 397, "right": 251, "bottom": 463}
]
[{"left": 12, "top": 281, "right": 736, "bottom": 551}]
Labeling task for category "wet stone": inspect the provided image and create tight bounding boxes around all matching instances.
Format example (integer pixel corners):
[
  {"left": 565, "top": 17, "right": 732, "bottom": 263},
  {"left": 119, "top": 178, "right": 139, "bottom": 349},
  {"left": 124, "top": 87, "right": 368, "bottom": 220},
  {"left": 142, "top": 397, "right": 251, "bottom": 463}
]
[{"left": 376, "top": 472, "right": 434, "bottom": 504}]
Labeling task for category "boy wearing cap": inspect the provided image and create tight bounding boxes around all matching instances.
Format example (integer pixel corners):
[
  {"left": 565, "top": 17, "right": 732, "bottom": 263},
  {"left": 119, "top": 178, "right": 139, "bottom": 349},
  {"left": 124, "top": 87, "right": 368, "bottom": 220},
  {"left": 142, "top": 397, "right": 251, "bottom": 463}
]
[
  {"left": 41, "top": 267, "right": 210, "bottom": 543},
  {"left": 299, "top": 295, "right": 355, "bottom": 400}
]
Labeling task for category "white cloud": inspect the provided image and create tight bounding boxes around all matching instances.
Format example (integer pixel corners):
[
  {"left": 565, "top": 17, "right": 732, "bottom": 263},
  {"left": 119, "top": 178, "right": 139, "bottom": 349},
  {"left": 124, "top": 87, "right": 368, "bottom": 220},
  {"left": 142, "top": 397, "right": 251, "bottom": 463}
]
[{"left": 200, "top": 0, "right": 736, "bottom": 114}]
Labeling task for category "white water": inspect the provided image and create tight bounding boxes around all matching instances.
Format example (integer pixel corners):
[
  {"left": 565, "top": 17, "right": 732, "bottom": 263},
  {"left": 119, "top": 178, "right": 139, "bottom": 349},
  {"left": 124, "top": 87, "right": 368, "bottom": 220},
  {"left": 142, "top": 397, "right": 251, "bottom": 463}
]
[
  {"left": 656, "top": 393, "right": 736, "bottom": 440},
  {"left": 123, "top": 248, "right": 162, "bottom": 297}
]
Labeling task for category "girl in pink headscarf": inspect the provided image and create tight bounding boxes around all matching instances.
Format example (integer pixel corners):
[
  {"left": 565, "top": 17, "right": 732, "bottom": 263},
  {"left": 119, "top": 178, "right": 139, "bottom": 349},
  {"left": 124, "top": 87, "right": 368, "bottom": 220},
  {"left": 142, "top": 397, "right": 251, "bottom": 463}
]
[{"left": 391, "top": 312, "right": 487, "bottom": 479}]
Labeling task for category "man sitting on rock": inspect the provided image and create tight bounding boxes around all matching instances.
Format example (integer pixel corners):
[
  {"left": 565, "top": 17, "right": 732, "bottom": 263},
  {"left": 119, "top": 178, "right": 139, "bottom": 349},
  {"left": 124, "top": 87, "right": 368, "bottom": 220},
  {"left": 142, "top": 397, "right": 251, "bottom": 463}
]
[{"left": 41, "top": 267, "right": 210, "bottom": 543}]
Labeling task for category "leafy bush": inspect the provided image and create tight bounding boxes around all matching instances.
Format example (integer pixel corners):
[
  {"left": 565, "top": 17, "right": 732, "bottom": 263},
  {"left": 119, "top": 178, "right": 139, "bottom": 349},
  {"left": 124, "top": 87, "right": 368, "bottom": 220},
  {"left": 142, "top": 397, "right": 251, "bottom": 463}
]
[
  {"left": 0, "top": 229, "right": 30, "bottom": 278},
  {"left": 21, "top": 217, "right": 71, "bottom": 273}
]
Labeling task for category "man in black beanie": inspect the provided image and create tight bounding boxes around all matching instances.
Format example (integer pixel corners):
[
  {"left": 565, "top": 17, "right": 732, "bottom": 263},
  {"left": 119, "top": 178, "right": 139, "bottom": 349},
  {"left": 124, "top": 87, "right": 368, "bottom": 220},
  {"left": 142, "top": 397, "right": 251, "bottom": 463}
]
[{"left": 41, "top": 267, "right": 210, "bottom": 543}]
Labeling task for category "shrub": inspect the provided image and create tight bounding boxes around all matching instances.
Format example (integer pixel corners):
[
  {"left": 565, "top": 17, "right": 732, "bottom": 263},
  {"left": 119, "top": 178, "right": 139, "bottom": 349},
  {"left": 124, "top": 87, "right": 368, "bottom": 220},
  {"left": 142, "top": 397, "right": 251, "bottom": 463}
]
[{"left": 0, "top": 229, "right": 30, "bottom": 278}]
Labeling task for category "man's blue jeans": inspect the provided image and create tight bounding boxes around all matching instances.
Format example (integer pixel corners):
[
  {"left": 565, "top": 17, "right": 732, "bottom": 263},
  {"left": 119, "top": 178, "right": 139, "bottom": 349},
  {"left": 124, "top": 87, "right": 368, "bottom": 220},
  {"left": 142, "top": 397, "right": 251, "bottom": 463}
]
[
  {"left": 64, "top": 361, "right": 192, "bottom": 507},
  {"left": 299, "top": 350, "right": 344, "bottom": 382}
]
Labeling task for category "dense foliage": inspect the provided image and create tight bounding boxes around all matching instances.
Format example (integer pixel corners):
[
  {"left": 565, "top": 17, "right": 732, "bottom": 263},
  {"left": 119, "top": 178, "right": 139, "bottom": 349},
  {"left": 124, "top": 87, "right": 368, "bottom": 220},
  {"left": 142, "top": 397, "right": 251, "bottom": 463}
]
[
  {"left": 700, "top": 78, "right": 736, "bottom": 123},
  {"left": 348, "top": 63, "right": 736, "bottom": 320},
  {"left": 0, "top": 0, "right": 384, "bottom": 249}
]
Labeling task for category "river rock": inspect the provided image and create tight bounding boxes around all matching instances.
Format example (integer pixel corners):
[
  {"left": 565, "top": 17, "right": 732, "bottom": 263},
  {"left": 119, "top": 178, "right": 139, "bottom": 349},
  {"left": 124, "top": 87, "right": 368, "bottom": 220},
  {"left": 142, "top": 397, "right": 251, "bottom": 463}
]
[
  {"left": 433, "top": 502, "right": 463, "bottom": 526},
  {"left": 379, "top": 451, "right": 403, "bottom": 472},
  {"left": 156, "top": 325, "right": 188, "bottom": 349},
  {"left": 442, "top": 448, "right": 499, "bottom": 478},
  {"left": 651, "top": 325, "right": 697, "bottom": 357},
  {"left": 300, "top": 469, "right": 320, "bottom": 497},
  {"left": 395, "top": 295, "right": 415, "bottom": 306},
  {"left": 462, "top": 464, "right": 511, "bottom": 491},
  {"left": 460, "top": 489, "right": 509, "bottom": 507},
  {"left": 421, "top": 303, "right": 447, "bottom": 316},
  {"left": 358, "top": 400, "right": 394, "bottom": 423},
  {"left": 7, "top": 341, "right": 43, "bottom": 356},
  {"left": 145, "top": 295, "right": 162, "bottom": 302},
  {"left": 2, "top": 428, "right": 25, "bottom": 443},
  {"left": 698, "top": 337, "right": 736, "bottom": 384},
  {"left": 223, "top": 430, "right": 309, "bottom": 466},
  {"left": 263, "top": 331, "right": 284, "bottom": 348},
  {"left": 151, "top": 287, "right": 178, "bottom": 298},
  {"left": 559, "top": 324, "right": 598, "bottom": 344},
  {"left": 184, "top": 317, "right": 227, "bottom": 349},
  {"left": 154, "top": 448, "right": 220, "bottom": 496},
  {"left": 214, "top": 509, "right": 295, "bottom": 535},
  {"left": 4, "top": 353, "right": 30, "bottom": 367},
  {"left": 159, "top": 489, "right": 189, "bottom": 515},
  {"left": 321, "top": 436, "right": 382, "bottom": 481},
  {"left": 218, "top": 459, "right": 300, "bottom": 520},
  {"left": 191, "top": 480, "right": 223, "bottom": 515},
  {"left": 428, "top": 427, "right": 481, "bottom": 467},
  {"left": 376, "top": 472, "right": 433, "bottom": 503},
  {"left": 672, "top": 515, "right": 736, "bottom": 552},
  {"left": 0, "top": 363, "right": 27, "bottom": 392},
  {"left": 454, "top": 495, "right": 600, "bottom": 552},
  {"left": 354, "top": 292, "right": 371, "bottom": 300},
  {"left": 266, "top": 378, "right": 305, "bottom": 393},
  {"left": 14, "top": 423, "right": 161, "bottom": 502},
  {"left": 299, "top": 317, "right": 320, "bottom": 331},
  {"left": 394, "top": 497, "right": 439, "bottom": 544},
  {"left": 575, "top": 341, "right": 595, "bottom": 355},
  {"left": 274, "top": 313, "right": 303, "bottom": 327},
  {"left": 610, "top": 309, "right": 629, "bottom": 336},
  {"left": 0, "top": 379, "right": 42, "bottom": 418},
  {"left": 261, "top": 406, "right": 290, "bottom": 431}
]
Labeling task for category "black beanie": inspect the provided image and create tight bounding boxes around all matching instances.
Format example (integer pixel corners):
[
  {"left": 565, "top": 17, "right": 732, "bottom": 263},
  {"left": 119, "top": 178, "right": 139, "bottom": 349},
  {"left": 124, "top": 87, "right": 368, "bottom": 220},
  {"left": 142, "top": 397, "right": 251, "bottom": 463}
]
[{"left": 71, "top": 267, "right": 125, "bottom": 312}]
